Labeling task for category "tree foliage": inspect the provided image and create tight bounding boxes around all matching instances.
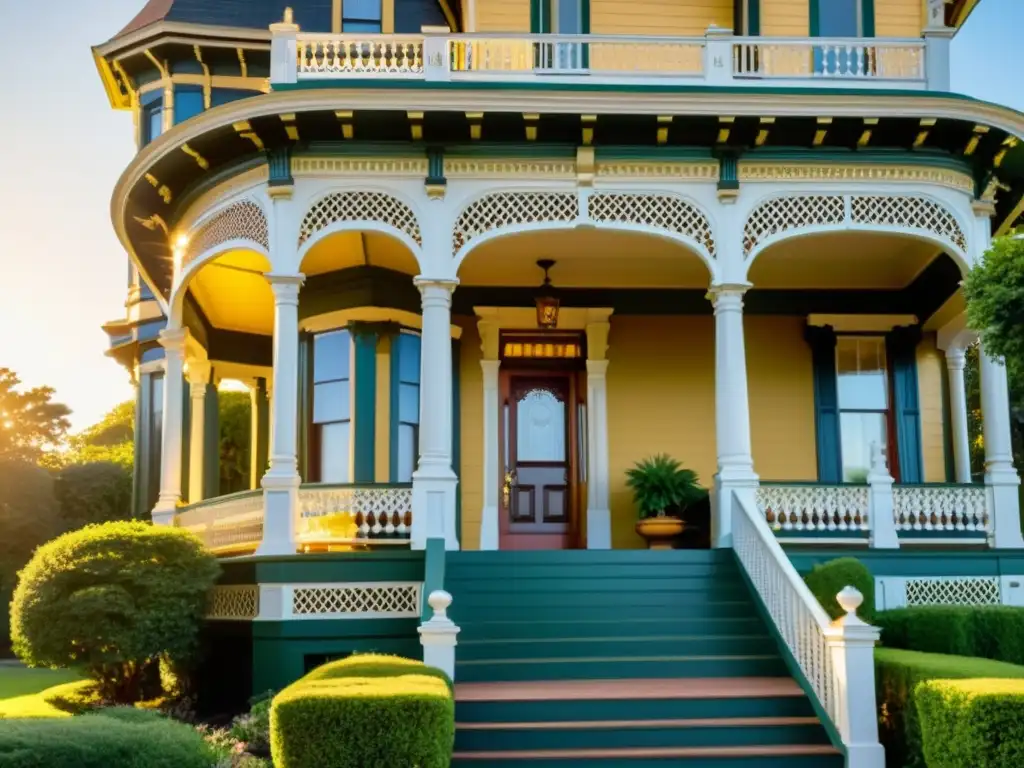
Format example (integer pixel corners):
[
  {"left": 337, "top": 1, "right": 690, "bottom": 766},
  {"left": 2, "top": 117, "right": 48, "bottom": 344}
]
[
  {"left": 219, "top": 390, "right": 252, "bottom": 495},
  {"left": 964, "top": 233, "right": 1024, "bottom": 380},
  {"left": 41, "top": 400, "right": 134, "bottom": 470},
  {"left": 54, "top": 462, "right": 135, "bottom": 529},
  {"left": 10, "top": 521, "right": 220, "bottom": 702},
  {"left": 0, "top": 369, "right": 71, "bottom": 464}
]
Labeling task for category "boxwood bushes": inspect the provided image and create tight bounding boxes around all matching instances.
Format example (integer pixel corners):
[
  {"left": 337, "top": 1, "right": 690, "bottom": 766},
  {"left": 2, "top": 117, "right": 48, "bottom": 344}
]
[
  {"left": 270, "top": 654, "right": 454, "bottom": 768},
  {"left": 877, "top": 606, "right": 1024, "bottom": 666},
  {"left": 803, "top": 557, "right": 875, "bottom": 621}
]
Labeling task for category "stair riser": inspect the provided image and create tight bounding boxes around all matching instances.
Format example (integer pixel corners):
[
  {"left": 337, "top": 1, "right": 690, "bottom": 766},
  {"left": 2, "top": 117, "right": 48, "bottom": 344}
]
[
  {"left": 459, "top": 637, "right": 774, "bottom": 662},
  {"left": 455, "top": 697, "right": 817, "bottom": 724},
  {"left": 458, "top": 618, "right": 767, "bottom": 642},
  {"left": 452, "top": 755, "right": 844, "bottom": 767},
  {"left": 447, "top": 577, "right": 749, "bottom": 595},
  {"left": 456, "top": 658, "right": 789, "bottom": 682},
  {"left": 453, "top": 603, "right": 758, "bottom": 624},
  {"left": 448, "top": 551, "right": 733, "bottom": 566},
  {"left": 447, "top": 564, "right": 741, "bottom": 581},
  {"left": 455, "top": 724, "right": 830, "bottom": 752},
  {"left": 451, "top": 591, "right": 754, "bottom": 611}
]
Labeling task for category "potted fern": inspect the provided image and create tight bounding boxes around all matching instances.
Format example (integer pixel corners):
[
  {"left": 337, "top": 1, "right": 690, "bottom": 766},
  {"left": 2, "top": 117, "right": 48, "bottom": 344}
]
[{"left": 626, "top": 455, "right": 704, "bottom": 549}]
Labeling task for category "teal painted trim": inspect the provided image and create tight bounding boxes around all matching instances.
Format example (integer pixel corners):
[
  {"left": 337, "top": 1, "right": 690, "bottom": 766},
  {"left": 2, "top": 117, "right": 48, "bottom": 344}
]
[
  {"left": 351, "top": 325, "right": 379, "bottom": 483},
  {"left": 809, "top": 0, "right": 819, "bottom": 36},
  {"left": 389, "top": 334, "right": 402, "bottom": 482},
  {"left": 581, "top": 0, "right": 590, "bottom": 67},
  {"left": 203, "top": 382, "right": 220, "bottom": 499},
  {"left": 785, "top": 549, "right": 1024, "bottom": 577},
  {"left": 888, "top": 328, "right": 924, "bottom": 484},
  {"left": 530, "top": 0, "right": 543, "bottom": 33},
  {"left": 251, "top": 549, "right": 425, "bottom": 584},
  {"left": 426, "top": 146, "right": 445, "bottom": 186},
  {"left": 253, "top": 378, "right": 270, "bottom": 489},
  {"left": 267, "top": 146, "right": 294, "bottom": 186},
  {"left": 862, "top": 0, "right": 875, "bottom": 37},
  {"left": 422, "top": 538, "right": 447, "bottom": 622},
  {"left": 806, "top": 326, "right": 842, "bottom": 483},
  {"left": 297, "top": 335, "right": 313, "bottom": 481},
  {"left": 131, "top": 378, "right": 146, "bottom": 518},
  {"left": 730, "top": 552, "right": 846, "bottom": 754},
  {"left": 452, "top": 337, "right": 462, "bottom": 546},
  {"left": 748, "top": 0, "right": 760, "bottom": 35},
  {"left": 899, "top": 530, "right": 986, "bottom": 539},
  {"left": 181, "top": 375, "right": 191, "bottom": 500}
]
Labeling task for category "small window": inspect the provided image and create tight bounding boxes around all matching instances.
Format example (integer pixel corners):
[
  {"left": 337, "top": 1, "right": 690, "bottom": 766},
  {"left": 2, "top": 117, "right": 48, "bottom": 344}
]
[
  {"left": 551, "top": 0, "right": 583, "bottom": 33},
  {"left": 816, "top": 0, "right": 861, "bottom": 37},
  {"left": 343, "top": 0, "right": 383, "bottom": 32},
  {"left": 313, "top": 330, "right": 353, "bottom": 483},
  {"left": 836, "top": 337, "right": 889, "bottom": 483},
  {"left": 142, "top": 98, "right": 163, "bottom": 145},
  {"left": 174, "top": 88, "right": 204, "bottom": 124},
  {"left": 394, "top": 332, "right": 421, "bottom": 483}
]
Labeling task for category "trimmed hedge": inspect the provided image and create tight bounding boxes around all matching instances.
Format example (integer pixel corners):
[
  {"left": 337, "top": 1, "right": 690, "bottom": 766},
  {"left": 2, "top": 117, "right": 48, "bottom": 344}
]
[
  {"left": 0, "top": 708, "right": 214, "bottom": 768},
  {"left": 271, "top": 654, "right": 455, "bottom": 768},
  {"left": 803, "top": 557, "right": 875, "bottom": 621},
  {"left": 878, "top": 606, "right": 1024, "bottom": 666},
  {"left": 875, "top": 648, "right": 1024, "bottom": 768},
  {"left": 916, "top": 678, "right": 1024, "bottom": 768}
]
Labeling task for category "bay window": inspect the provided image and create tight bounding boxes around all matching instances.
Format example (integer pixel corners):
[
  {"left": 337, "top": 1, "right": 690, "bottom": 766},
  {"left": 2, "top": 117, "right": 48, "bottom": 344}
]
[
  {"left": 392, "top": 331, "right": 421, "bottom": 483},
  {"left": 312, "top": 330, "right": 353, "bottom": 483}
]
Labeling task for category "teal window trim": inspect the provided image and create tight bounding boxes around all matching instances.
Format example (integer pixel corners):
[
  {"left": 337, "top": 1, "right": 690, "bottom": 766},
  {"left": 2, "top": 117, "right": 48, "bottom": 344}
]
[
  {"left": 805, "top": 325, "right": 842, "bottom": 482},
  {"left": 389, "top": 328, "right": 421, "bottom": 484},
  {"left": 297, "top": 337, "right": 312, "bottom": 481},
  {"left": 203, "top": 382, "right": 220, "bottom": 499},
  {"left": 351, "top": 325, "right": 378, "bottom": 483},
  {"left": 810, "top": 0, "right": 875, "bottom": 36},
  {"left": 531, "top": 0, "right": 546, "bottom": 33},
  {"left": 748, "top": 0, "right": 760, "bottom": 35},
  {"left": 887, "top": 327, "right": 924, "bottom": 484}
]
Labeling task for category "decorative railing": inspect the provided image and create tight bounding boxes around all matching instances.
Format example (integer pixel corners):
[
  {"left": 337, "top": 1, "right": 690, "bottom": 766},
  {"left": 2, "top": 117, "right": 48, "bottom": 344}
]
[
  {"left": 757, "top": 483, "right": 869, "bottom": 534},
  {"left": 296, "top": 483, "right": 413, "bottom": 549},
  {"left": 271, "top": 26, "right": 947, "bottom": 91},
  {"left": 174, "top": 490, "right": 264, "bottom": 555},
  {"left": 893, "top": 483, "right": 989, "bottom": 534}
]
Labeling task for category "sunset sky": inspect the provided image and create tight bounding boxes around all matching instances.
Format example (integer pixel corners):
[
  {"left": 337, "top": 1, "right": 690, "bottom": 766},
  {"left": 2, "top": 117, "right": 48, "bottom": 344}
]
[{"left": 0, "top": 0, "right": 1022, "bottom": 432}]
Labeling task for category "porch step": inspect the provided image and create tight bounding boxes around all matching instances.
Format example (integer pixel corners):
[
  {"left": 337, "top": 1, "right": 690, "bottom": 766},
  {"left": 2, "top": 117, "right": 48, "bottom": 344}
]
[
  {"left": 452, "top": 744, "right": 843, "bottom": 766},
  {"left": 457, "top": 655, "right": 788, "bottom": 682}
]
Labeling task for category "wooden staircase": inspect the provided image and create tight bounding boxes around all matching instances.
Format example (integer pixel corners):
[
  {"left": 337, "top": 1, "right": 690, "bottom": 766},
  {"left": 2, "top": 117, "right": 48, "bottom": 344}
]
[{"left": 445, "top": 549, "right": 842, "bottom": 766}]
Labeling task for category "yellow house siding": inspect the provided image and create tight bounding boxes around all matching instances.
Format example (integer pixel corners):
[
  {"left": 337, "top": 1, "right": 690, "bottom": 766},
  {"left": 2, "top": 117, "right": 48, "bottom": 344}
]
[
  {"left": 876, "top": 0, "right": 923, "bottom": 37},
  {"left": 374, "top": 335, "right": 391, "bottom": 483},
  {"left": 747, "top": 317, "right": 818, "bottom": 481},
  {"left": 760, "top": 0, "right": 809, "bottom": 36},
  {"left": 591, "top": 0, "right": 732, "bottom": 36},
  {"left": 917, "top": 332, "right": 947, "bottom": 482},
  {"left": 459, "top": 322, "right": 484, "bottom": 550},
  {"left": 475, "top": 0, "right": 531, "bottom": 32}
]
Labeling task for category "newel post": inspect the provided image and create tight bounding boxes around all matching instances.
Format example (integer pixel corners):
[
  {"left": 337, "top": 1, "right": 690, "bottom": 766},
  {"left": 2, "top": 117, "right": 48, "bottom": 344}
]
[
  {"left": 922, "top": 24, "right": 954, "bottom": 92},
  {"left": 867, "top": 443, "right": 899, "bottom": 549},
  {"left": 704, "top": 26, "right": 735, "bottom": 86},
  {"left": 270, "top": 8, "right": 300, "bottom": 85},
  {"left": 418, "top": 590, "right": 460, "bottom": 680},
  {"left": 825, "top": 587, "right": 885, "bottom": 768},
  {"left": 422, "top": 26, "right": 452, "bottom": 82}
]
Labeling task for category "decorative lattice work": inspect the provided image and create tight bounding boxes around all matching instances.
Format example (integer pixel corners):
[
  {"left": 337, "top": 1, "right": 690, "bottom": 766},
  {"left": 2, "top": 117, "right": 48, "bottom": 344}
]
[
  {"left": 292, "top": 583, "right": 421, "bottom": 617},
  {"left": 850, "top": 195, "right": 967, "bottom": 252},
  {"left": 183, "top": 200, "right": 269, "bottom": 270},
  {"left": 207, "top": 586, "right": 260, "bottom": 620},
  {"left": 298, "top": 191, "right": 422, "bottom": 247},
  {"left": 453, "top": 192, "right": 579, "bottom": 254},
  {"left": 906, "top": 577, "right": 1001, "bottom": 607},
  {"left": 743, "top": 195, "right": 845, "bottom": 254},
  {"left": 757, "top": 484, "right": 869, "bottom": 533},
  {"left": 297, "top": 486, "right": 413, "bottom": 540},
  {"left": 588, "top": 193, "right": 716, "bottom": 257}
]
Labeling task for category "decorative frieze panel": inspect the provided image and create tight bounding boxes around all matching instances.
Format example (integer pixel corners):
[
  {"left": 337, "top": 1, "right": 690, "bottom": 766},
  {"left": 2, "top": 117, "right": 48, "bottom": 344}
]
[
  {"left": 738, "top": 163, "right": 974, "bottom": 194},
  {"left": 182, "top": 200, "right": 269, "bottom": 270},
  {"left": 744, "top": 195, "right": 845, "bottom": 255},
  {"left": 589, "top": 192, "right": 716, "bottom": 257},
  {"left": 596, "top": 161, "right": 720, "bottom": 180},
  {"left": 293, "top": 157, "right": 428, "bottom": 177},
  {"left": 207, "top": 585, "right": 260, "bottom": 620},
  {"left": 446, "top": 159, "right": 577, "bottom": 179},
  {"left": 850, "top": 195, "right": 968, "bottom": 252},
  {"left": 453, "top": 192, "right": 579, "bottom": 254},
  {"left": 298, "top": 191, "right": 422, "bottom": 247},
  {"left": 893, "top": 484, "right": 988, "bottom": 533},
  {"left": 756, "top": 483, "right": 869, "bottom": 533},
  {"left": 291, "top": 582, "right": 421, "bottom": 618},
  {"left": 905, "top": 577, "right": 1001, "bottom": 607}
]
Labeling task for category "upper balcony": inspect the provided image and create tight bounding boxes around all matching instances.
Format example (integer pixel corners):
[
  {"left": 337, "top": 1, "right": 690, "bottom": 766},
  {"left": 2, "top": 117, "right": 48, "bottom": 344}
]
[{"left": 269, "top": 23, "right": 955, "bottom": 93}]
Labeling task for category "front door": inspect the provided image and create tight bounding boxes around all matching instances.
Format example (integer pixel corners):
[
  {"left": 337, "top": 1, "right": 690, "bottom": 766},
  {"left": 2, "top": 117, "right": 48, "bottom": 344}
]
[{"left": 500, "top": 372, "right": 579, "bottom": 549}]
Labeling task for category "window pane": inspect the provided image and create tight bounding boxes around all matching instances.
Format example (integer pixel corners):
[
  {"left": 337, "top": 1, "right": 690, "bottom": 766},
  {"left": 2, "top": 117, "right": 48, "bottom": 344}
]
[
  {"left": 817, "top": 0, "right": 859, "bottom": 36},
  {"left": 399, "top": 383, "right": 419, "bottom": 424},
  {"left": 837, "top": 337, "right": 888, "bottom": 411},
  {"left": 342, "top": 20, "right": 382, "bottom": 32},
  {"left": 314, "top": 331, "right": 351, "bottom": 383},
  {"left": 398, "top": 424, "right": 417, "bottom": 482},
  {"left": 320, "top": 422, "right": 351, "bottom": 483},
  {"left": 516, "top": 389, "right": 566, "bottom": 462},
  {"left": 344, "top": 0, "right": 382, "bottom": 20},
  {"left": 313, "top": 381, "right": 351, "bottom": 423},
  {"left": 147, "top": 106, "right": 163, "bottom": 144},
  {"left": 175, "top": 90, "right": 204, "bottom": 124},
  {"left": 840, "top": 412, "right": 886, "bottom": 483},
  {"left": 554, "top": 0, "right": 582, "bottom": 33},
  {"left": 397, "top": 334, "right": 421, "bottom": 384}
]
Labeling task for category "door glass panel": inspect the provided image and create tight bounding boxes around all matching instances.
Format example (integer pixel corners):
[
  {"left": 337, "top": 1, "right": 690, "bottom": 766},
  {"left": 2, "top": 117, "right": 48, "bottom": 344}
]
[{"left": 516, "top": 389, "right": 566, "bottom": 462}]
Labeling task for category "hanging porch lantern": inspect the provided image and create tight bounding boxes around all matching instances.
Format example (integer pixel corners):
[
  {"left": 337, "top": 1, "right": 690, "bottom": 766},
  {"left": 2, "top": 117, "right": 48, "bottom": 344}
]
[{"left": 534, "top": 259, "right": 560, "bottom": 329}]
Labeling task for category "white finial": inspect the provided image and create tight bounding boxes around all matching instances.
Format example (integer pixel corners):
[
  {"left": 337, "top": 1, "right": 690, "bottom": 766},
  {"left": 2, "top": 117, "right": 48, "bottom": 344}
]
[
  {"left": 836, "top": 586, "right": 864, "bottom": 616},
  {"left": 428, "top": 590, "right": 452, "bottom": 621},
  {"left": 870, "top": 442, "right": 886, "bottom": 472}
]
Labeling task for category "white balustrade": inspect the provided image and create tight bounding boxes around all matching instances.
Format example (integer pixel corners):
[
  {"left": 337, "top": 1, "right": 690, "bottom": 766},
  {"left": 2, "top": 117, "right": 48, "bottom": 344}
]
[
  {"left": 297, "top": 484, "right": 414, "bottom": 545},
  {"left": 297, "top": 35, "right": 424, "bottom": 78},
  {"left": 732, "top": 37, "right": 925, "bottom": 82},
  {"left": 174, "top": 490, "right": 265, "bottom": 553},
  {"left": 732, "top": 490, "right": 884, "bottom": 766},
  {"left": 756, "top": 483, "right": 869, "bottom": 533},
  {"left": 893, "top": 484, "right": 989, "bottom": 533}
]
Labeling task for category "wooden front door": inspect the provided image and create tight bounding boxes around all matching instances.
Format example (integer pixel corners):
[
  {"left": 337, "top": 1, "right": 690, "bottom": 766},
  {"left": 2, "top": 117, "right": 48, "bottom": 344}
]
[{"left": 500, "top": 371, "right": 579, "bottom": 550}]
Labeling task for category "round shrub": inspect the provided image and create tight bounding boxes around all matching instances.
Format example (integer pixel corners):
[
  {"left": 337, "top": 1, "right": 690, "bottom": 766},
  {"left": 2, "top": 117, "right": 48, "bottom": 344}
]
[
  {"left": 271, "top": 675, "right": 454, "bottom": 768},
  {"left": 53, "top": 462, "right": 134, "bottom": 529},
  {"left": 302, "top": 653, "right": 453, "bottom": 690},
  {"left": 803, "top": 557, "right": 875, "bottom": 622},
  {"left": 10, "top": 521, "right": 220, "bottom": 702}
]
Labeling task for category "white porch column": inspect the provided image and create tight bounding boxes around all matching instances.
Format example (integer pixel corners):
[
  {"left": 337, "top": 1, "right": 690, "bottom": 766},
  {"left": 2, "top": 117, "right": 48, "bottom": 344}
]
[
  {"left": 477, "top": 314, "right": 501, "bottom": 551},
  {"left": 586, "top": 314, "right": 613, "bottom": 550},
  {"left": 187, "top": 360, "right": 212, "bottom": 504},
  {"left": 152, "top": 328, "right": 188, "bottom": 525},
  {"left": 259, "top": 273, "right": 304, "bottom": 556},
  {"left": 980, "top": 346, "right": 1024, "bottom": 548},
  {"left": 412, "top": 278, "right": 459, "bottom": 551},
  {"left": 710, "top": 284, "right": 758, "bottom": 548},
  {"left": 945, "top": 347, "right": 973, "bottom": 484}
]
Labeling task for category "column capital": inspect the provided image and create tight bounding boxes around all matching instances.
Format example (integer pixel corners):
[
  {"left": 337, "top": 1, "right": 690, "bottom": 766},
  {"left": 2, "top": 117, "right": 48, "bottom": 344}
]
[
  {"left": 586, "top": 359, "right": 610, "bottom": 378},
  {"left": 266, "top": 272, "right": 305, "bottom": 304},
  {"left": 945, "top": 346, "right": 968, "bottom": 370},
  {"left": 159, "top": 327, "right": 189, "bottom": 353},
  {"left": 415, "top": 277, "right": 459, "bottom": 302},
  {"left": 707, "top": 282, "right": 751, "bottom": 309},
  {"left": 186, "top": 359, "right": 213, "bottom": 387}
]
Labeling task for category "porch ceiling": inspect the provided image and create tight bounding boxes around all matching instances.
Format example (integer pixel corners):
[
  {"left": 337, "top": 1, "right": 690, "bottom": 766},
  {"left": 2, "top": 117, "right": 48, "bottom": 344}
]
[
  {"left": 300, "top": 231, "right": 419, "bottom": 277},
  {"left": 189, "top": 249, "right": 273, "bottom": 335},
  {"left": 458, "top": 230, "right": 711, "bottom": 289},
  {"left": 749, "top": 233, "right": 944, "bottom": 290}
]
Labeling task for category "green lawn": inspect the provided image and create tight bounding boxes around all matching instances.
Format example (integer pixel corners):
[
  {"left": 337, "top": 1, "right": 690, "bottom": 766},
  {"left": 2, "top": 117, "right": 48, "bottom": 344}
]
[{"left": 0, "top": 664, "right": 83, "bottom": 718}]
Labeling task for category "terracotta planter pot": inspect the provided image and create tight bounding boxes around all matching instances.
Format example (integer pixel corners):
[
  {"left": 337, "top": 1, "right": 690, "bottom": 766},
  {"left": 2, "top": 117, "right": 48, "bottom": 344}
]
[{"left": 635, "top": 516, "right": 685, "bottom": 550}]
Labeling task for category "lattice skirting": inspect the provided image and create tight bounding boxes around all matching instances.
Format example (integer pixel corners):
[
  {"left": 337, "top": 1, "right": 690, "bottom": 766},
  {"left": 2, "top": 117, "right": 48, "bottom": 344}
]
[
  {"left": 875, "top": 575, "right": 1024, "bottom": 611},
  {"left": 206, "top": 581, "right": 424, "bottom": 621},
  {"left": 207, "top": 585, "right": 260, "bottom": 620}
]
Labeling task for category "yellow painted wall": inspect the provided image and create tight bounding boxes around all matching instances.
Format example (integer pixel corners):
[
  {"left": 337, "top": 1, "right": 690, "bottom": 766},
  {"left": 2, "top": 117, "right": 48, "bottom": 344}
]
[
  {"left": 591, "top": 0, "right": 732, "bottom": 35},
  {"left": 475, "top": 0, "right": 531, "bottom": 32},
  {"left": 375, "top": 336, "right": 391, "bottom": 483},
  {"left": 459, "top": 321, "right": 484, "bottom": 550},
  {"left": 876, "top": 0, "right": 923, "bottom": 37},
  {"left": 747, "top": 317, "right": 818, "bottom": 481},
  {"left": 760, "top": 0, "right": 810, "bottom": 36},
  {"left": 917, "top": 332, "right": 948, "bottom": 483}
]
